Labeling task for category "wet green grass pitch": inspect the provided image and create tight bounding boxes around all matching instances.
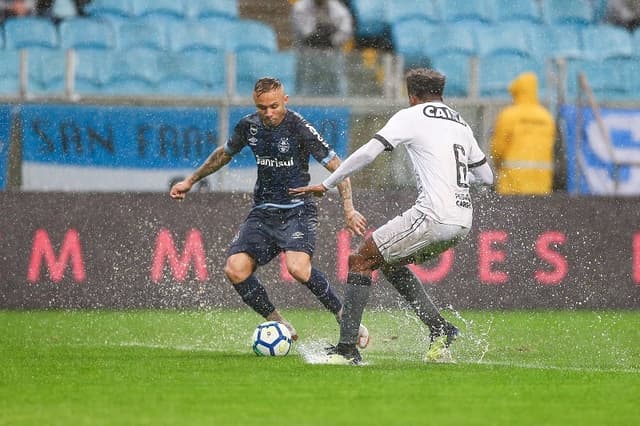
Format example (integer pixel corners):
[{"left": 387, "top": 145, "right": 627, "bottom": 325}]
[{"left": 1, "top": 309, "right": 638, "bottom": 425}]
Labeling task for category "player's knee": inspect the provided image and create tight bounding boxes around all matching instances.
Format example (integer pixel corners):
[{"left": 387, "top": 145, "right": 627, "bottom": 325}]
[
  {"left": 224, "top": 258, "right": 251, "bottom": 283},
  {"left": 287, "top": 263, "right": 311, "bottom": 283}
]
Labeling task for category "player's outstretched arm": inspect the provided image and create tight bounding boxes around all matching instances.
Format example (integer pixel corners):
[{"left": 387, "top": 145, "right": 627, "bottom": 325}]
[
  {"left": 169, "top": 146, "right": 232, "bottom": 200},
  {"left": 323, "top": 156, "right": 367, "bottom": 236}
]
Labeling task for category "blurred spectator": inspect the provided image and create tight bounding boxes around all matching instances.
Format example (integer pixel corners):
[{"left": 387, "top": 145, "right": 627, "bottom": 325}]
[
  {"left": 291, "top": 0, "right": 353, "bottom": 49},
  {"left": 604, "top": 0, "right": 640, "bottom": 31},
  {"left": 36, "top": 0, "right": 88, "bottom": 18},
  {"left": 1, "top": 0, "right": 36, "bottom": 22},
  {"left": 490, "top": 72, "right": 557, "bottom": 195},
  {"left": 290, "top": 0, "right": 353, "bottom": 95}
]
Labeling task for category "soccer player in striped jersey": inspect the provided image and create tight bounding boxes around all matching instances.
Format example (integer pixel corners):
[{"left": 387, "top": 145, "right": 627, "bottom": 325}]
[
  {"left": 290, "top": 69, "right": 494, "bottom": 364},
  {"left": 170, "top": 77, "right": 369, "bottom": 346}
]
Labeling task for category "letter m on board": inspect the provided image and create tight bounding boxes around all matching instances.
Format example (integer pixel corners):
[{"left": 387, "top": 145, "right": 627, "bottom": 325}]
[
  {"left": 27, "top": 229, "right": 86, "bottom": 283},
  {"left": 151, "top": 228, "right": 209, "bottom": 283}
]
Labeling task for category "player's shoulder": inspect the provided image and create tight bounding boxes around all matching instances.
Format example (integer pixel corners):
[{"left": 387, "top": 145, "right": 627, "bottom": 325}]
[
  {"left": 238, "top": 112, "right": 261, "bottom": 126},
  {"left": 286, "top": 109, "right": 309, "bottom": 125}
]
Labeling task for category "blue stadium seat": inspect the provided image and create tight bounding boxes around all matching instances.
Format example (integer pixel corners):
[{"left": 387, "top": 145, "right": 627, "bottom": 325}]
[
  {"left": 3, "top": 17, "right": 59, "bottom": 49},
  {"left": 564, "top": 58, "right": 632, "bottom": 101},
  {"left": 103, "top": 78, "right": 157, "bottom": 95},
  {"left": 494, "top": 0, "right": 543, "bottom": 23},
  {"left": 52, "top": 0, "right": 78, "bottom": 19},
  {"left": 391, "top": 18, "right": 437, "bottom": 69},
  {"left": 84, "top": 0, "right": 134, "bottom": 19},
  {"left": 228, "top": 20, "right": 277, "bottom": 53},
  {"left": 166, "top": 21, "right": 225, "bottom": 53},
  {"left": 132, "top": 0, "right": 186, "bottom": 19},
  {"left": 105, "top": 47, "right": 162, "bottom": 94},
  {"left": 580, "top": 25, "right": 635, "bottom": 61},
  {"left": 236, "top": 50, "right": 296, "bottom": 96},
  {"left": 542, "top": 0, "right": 593, "bottom": 27},
  {"left": 351, "top": 0, "right": 388, "bottom": 39},
  {"left": 72, "top": 49, "right": 112, "bottom": 95},
  {"left": 0, "top": 49, "right": 20, "bottom": 95},
  {"left": 116, "top": 20, "right": 166, "bottom": 51},
  {"left": 431, "top": 52, "right": 471, "bottom": 98},
  {"left": 439, "top": 0, "right": 496, "bottom": 25},
  {"left": 615, "top": 57, "right": 640, "bottom": 100},
  {"left": 634, "top": 28, "right": 640, "bottom": 57},
  {"left": 59, "top": 18, "right": 116, "bottom": 50},
  {"left": 592, "top": 0, "right": 609, "bottom": 21},
  {"left": 386, "top": 0, "right": 440, "bottom": 25},
  {"left": 27, "top": 47, "right": 66, "bottom": 95},
  {"left": 424, "top": 24, "right": 477, "bottom": 58},
  {"left": 475, "top": 23, "right": 531, "bottom": 58},
  {"left": 156, "top": 50, "right": 226, "bottom": 96},
  {"left": 479, "top": 53, "right": 544, "bottom": 98},
  {"left": 528, "top": 24, "right": 583, "bottom": 60},
  {"left": 197, "top": 16, "right": 238, "bottom": 48},
  {"left": 186, "top": 0, "right": 238, "bottom": 19}
]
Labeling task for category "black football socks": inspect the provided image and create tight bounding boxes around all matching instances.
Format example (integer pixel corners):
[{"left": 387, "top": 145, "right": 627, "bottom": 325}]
[
  {"left": 303, "top": 267, "right": 343, "bottom": 315},
  {"left": 382, "top": 265, "right": 448, "bottom": 333},
  {"left": 232, "top": 275, "right": 276, "bottom": 318},
  {"left": 338, "top": 272, "right": 372, "bottom": 346}
]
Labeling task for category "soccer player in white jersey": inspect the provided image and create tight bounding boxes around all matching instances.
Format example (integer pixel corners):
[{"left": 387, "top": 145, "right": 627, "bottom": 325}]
[{"left": 289, "top": 68, "right": 494, "bottom": 364}]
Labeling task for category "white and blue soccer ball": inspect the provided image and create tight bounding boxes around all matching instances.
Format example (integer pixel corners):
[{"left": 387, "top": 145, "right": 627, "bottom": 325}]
[{"left": 252, "top": 321, "right": 293, "bottom": 356}]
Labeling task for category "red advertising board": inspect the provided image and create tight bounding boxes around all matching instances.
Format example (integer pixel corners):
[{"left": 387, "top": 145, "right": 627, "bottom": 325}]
[{"left": 1, "top": 192, "right": 638, "bottom": 309}]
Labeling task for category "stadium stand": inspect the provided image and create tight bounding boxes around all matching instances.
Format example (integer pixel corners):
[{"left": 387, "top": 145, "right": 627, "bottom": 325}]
[
  {"left": 59, "top": 17, "right": 116, "bottom": 50},
  {"left": 424, "top": 24, "right": 477, "bottom": 58},
  {"left": 527, "top": 23, "right": 584, "bottom": 60},
  {"left": 83, "top": 0, "right": 134, "bottom": 22},
  {"left": 166, "top": 21, "right": 225, "bottom": 53},
  {"left": 0, "top": 49, "right": 20, "bottom": 95},
  {"left": 0, "top": 0, "right": 638, "bottom": 100},
  {"left": 541, "top": 0, "right": 594, "bottom": 27},
  {"left": 3, "top": 17, "right": 59, "bottom": 50},
  {"left": 132, "top": 0, "right": 187, "bottom": 20},
  {"left": 386, "top": 0, "right": 441, "bottom": 25},
  {"left": 156, "top": 50, "right": 226, "bottom": 96},
  {"left": 72, "top": 48, "right": 112, "bottom": 95},
  {"left": 475, "top": 23, "right": 531, "bottom": 58},
  {"left": 228, "top": 19, "right": 278, "bottom": 53},
  {"left": 564, "top": 58, "right": 630, "bottom": 100},
  {"left": 235, "top": 49, "right": 296, "bottom": 96},
  {"left": 479, "top": 52, "right": 544, "bottom": 98},
  {"left": 430, "top": 52, "right": 471, "bottom": 98},
  {"left": 439, "top": 0, "right": 496, "bottom": 26},
  {"left": 115, "top": 20, "right": 166, "bottom": 51},
  {"left": 494, "top": 0, "right": 543, "bottom": 24},
  {"left": 350, "top": 0, "right": 387, "bottom": 40},
  {"left": 104, "top": 48, "right": 162, "bottom": 95},
  {"left": 390, "top": 18, "right": 436, "bottom": 69},
  {"left": 634, "top": 28, "right": 640, "bottom": 56},
  {"left": 580, "top": 25, "right": 635, "bottom": 61},
  {"left": 27, "top": 47, "right": 67, "bottom": 95},
  {"left": 186, "top": 0, "right": 239, "bottom": 19}
]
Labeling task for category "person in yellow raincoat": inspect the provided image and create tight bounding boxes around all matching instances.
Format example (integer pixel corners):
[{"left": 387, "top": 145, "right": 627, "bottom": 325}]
[{"left": 490, "top": 72, "right": 556, "bottom": 195}]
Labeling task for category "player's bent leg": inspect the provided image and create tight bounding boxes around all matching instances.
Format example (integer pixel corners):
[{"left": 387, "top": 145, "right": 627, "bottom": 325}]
[
  {"left": 285, "top": 252, "right": 343, "bottom": 315},
  {"left": 336, "top": 307, "right": 370, "bottom": 349},
  {"left": 382, "top": 264, "right": 449, "bottom": 333},
  {"left": 225, "top": 254, "right": 297, "bottom": 338}
]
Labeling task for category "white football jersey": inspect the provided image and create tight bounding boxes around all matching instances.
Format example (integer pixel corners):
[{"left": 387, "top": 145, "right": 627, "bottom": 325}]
[{"left": 375, "top": 101, "right": 487, "bottom": 228}]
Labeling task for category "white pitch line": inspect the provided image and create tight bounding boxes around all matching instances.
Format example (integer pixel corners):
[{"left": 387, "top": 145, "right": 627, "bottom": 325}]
[{"left": 74, "top": 342, "right": 640, "bottom": 374}]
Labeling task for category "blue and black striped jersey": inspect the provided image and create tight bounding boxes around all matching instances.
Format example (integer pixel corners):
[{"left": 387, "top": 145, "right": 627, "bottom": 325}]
[{"left": 225, "top": 110, "right": 336, "bottom": 207}]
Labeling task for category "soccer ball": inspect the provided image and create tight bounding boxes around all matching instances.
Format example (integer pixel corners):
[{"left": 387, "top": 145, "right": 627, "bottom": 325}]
[{"left": 252, "top": 321, "right": 293, "bottom": 356}]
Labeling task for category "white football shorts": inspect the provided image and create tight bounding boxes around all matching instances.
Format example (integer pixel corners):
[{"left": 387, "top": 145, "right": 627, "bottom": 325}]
[{"left": 372, "top": 205, "right": 470, "bottom": 265}]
